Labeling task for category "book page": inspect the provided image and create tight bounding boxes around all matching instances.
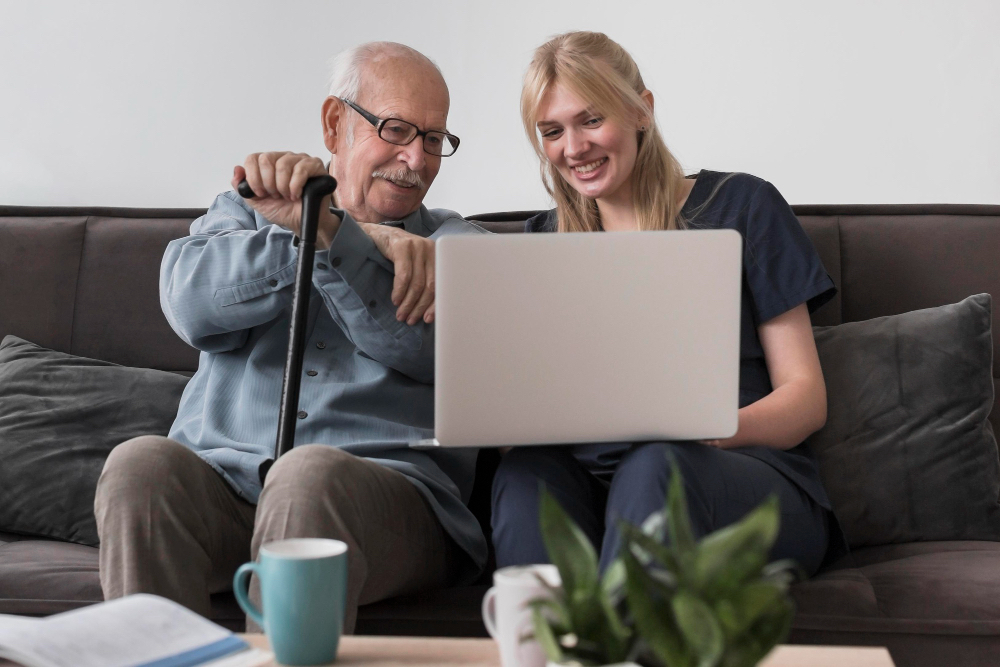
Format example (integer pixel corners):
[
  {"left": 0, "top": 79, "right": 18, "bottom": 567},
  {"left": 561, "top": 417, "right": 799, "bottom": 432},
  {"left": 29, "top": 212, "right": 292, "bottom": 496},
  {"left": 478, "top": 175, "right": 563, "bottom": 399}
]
[{"left": 0, "top": 595, "right": 250, "bottom": 667}]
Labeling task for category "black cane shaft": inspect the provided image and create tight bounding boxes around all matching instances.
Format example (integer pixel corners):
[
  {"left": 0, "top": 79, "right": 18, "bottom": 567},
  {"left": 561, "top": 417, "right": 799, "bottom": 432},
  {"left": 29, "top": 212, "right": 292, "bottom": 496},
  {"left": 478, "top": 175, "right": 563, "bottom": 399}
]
[
  {"left": 237, "top": 175, "right": 337, "bottom": 478},
  {"left": 274, "top": 237, "right": 316, "bottom": 460}
]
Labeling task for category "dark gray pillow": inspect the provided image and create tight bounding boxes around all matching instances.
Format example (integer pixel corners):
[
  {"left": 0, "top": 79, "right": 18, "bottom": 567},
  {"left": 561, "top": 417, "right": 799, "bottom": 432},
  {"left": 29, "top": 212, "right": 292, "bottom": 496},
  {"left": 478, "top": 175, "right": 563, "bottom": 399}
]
[
  {"left": 0, "top": 336, "right": 189, "bottom": 546},
  {"left": 806, "top": 294, "right": 1000, "bottom": 548}
]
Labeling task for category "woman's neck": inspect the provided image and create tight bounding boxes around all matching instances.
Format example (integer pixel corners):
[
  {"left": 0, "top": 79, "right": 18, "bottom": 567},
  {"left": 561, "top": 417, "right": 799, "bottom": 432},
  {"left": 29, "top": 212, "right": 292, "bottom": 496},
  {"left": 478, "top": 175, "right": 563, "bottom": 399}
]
[
  {"left": 595, "top": 197, "right": 636, "bottom": 231},
  {"left": 595, "top": 177, "right": 697, "bottom": 232},
  {"left": 595, "top": 180, "right": 637, "bottom": 231}
]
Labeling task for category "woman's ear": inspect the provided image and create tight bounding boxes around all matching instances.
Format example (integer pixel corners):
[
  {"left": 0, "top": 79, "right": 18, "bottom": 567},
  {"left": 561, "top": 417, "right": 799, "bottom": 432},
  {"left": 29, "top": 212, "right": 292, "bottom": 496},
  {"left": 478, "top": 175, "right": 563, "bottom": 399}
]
[
  {"left": 639, "top": 89, "right": 655, "bottom": 130},
  {"left": 321, "top": 96, "right": 343, "bottom": 155}
]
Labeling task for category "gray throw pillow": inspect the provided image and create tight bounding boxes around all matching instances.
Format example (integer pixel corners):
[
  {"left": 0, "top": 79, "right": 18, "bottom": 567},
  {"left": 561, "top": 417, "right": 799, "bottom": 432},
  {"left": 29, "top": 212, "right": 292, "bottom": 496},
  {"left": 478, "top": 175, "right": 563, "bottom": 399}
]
[
  {"left": 806, "top": 294, "right": 1000, "bottom": 548},
  {"left": 0, "top": 336, "right": 189, "bottom": 546}
]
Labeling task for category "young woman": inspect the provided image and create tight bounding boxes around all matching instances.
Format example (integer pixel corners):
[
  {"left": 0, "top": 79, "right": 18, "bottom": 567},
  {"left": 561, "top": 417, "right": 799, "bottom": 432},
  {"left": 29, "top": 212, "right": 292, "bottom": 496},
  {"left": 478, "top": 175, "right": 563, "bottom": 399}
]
[{"left": 491, "top": 31, "right": 846, "bottom": 576}]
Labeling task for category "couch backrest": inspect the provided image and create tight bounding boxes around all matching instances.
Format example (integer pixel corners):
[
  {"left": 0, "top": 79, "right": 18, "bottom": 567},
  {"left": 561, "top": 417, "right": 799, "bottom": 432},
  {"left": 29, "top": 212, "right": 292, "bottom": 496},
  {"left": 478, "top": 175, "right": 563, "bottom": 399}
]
[
  {"left": 0, "top": 207, "right": 201, "bottom": 374},
  {"left": 1, "top": 204, "right": 998, "bottom": 433}
]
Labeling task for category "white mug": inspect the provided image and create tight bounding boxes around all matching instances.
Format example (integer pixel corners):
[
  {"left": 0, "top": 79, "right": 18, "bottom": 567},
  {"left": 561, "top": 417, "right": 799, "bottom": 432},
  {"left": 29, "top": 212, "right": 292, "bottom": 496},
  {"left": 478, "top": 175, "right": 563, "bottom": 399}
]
[{"left": 481, "top": 564, "right": 561, "bottom": 667}]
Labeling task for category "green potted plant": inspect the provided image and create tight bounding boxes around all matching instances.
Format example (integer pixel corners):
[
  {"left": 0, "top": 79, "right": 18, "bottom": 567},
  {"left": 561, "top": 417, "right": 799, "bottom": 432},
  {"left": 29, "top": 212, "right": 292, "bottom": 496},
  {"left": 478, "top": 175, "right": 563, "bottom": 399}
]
[{"left": 528, "top": 462, "right": 800, "bottom": 667}]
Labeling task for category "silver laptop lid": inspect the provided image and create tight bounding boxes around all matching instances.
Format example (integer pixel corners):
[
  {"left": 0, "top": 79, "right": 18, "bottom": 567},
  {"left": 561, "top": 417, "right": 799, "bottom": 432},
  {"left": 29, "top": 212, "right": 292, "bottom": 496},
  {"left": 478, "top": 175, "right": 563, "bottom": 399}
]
[{"left": 433, "top": 229, "right": 742, "bottom": 448}]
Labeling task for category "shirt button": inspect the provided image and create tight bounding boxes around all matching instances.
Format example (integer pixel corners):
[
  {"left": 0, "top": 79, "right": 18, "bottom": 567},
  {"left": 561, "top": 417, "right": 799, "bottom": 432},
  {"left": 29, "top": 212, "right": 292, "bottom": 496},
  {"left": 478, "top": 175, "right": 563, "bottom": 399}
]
[
  {"left": 317, "top": 263, "right": 328, "bottom": 270},
  {"left": 331, "top": 257, "right": 342, "bottom": 268},
  {"left": 297, "top": 410, "right": 308, "bottom": 419},
  {"left": 316, "top": 341, "right": 326, "bottom": 349},
  {"left": 306, "top": 370, "right": 318, "bottom": 377},
  {"left": 268, "top": 279, "right": 278, "bottom": 287},
  {"left": 368, "top": 299, "right": 377, "bottom": 308}
]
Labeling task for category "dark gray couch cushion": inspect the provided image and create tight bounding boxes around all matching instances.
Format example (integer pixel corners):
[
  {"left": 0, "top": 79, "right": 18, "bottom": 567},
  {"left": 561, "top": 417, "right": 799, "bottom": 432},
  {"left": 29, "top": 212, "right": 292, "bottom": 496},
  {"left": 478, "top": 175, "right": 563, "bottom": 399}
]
[
  {"left": 807, "top": 294, "right": 1000, "bottom": 548},
  {"left": 0, "top": 336, "right": 188, "bottom": 546}
]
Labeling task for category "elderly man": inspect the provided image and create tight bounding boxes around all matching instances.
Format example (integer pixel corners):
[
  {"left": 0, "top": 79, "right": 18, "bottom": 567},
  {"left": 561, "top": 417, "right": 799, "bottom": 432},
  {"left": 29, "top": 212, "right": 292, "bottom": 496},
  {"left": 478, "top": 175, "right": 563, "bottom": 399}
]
[{"left": 94, "top": 42, "right": 488, "bottom": 632}]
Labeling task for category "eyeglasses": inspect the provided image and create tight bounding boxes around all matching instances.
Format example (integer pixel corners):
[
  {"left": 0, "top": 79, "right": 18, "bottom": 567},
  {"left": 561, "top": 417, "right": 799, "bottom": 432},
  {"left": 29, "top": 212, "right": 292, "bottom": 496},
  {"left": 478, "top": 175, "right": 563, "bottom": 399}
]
[{"left": 339, "top": 98, "right": 460, "bottom": 157}]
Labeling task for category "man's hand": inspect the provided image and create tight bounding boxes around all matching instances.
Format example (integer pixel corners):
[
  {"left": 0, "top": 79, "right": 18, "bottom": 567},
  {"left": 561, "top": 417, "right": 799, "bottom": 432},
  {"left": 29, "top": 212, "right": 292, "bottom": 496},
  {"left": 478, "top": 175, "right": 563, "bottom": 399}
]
[
  {"left": 361, "top": 223, "right": 436, "bottom": 325},
  {"left": 233, "top": 152, "right": 341, "bottom": 249}
]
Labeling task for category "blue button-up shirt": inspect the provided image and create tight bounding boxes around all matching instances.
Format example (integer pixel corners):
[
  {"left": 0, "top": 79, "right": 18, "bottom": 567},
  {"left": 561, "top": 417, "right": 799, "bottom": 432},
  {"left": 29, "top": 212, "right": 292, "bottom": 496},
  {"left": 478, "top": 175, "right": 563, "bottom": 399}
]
[{"left": 160, "top": 191, "right": 489, "bottom": 580}]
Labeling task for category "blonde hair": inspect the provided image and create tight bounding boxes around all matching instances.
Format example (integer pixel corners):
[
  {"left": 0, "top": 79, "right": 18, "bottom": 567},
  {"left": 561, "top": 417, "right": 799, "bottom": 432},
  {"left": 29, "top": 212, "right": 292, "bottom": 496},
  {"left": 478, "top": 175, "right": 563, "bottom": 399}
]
[{"left": 522, "top": 31, "right": 688, "bottom": 232}]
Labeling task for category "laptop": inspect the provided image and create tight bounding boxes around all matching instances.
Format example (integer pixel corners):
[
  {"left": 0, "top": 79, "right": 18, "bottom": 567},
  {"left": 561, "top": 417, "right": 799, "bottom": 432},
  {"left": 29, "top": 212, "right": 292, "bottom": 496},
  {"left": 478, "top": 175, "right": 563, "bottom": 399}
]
[{"left": 412, "top": 228, "right": 743, "bottom": 448}]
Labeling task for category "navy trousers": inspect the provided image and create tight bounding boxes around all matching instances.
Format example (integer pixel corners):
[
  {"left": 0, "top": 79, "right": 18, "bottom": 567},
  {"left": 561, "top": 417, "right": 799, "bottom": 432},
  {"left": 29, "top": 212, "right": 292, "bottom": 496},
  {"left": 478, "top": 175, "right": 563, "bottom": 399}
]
[{"left": 491, "top": 442, "right": 830, "bottom": 576}]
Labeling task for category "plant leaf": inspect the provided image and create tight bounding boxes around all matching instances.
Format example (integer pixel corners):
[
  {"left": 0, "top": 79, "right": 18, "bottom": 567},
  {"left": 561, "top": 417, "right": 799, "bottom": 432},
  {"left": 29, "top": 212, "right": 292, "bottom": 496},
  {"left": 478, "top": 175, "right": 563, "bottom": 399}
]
[
  {"left": 760, "top": 558, "right": 804, "bottom": 587},
  {"left": 722, "top": 597, "right": 793, "bottom": 667},
  {"left": 539, "top": 484, "right": 600, "bottom": 599},
  {"left": 665, "top": 462, "right": 696, "bottom": 559},
  {"left": 531, "top": 605, "right": 565, "bottom": 663},
  {"left": 714, "top": 581, "right": 785, "bottom": 639},
  {"left": 601, "top": 558, "right": 626, "bottom": 603},
  {"left": 672, "top": 592, "right": 724, "bottom": 667},
  {"left": 526, "top": 597, "right": 571, "bottom": 630},
  {"left": 620, "top": 521, "right": 681, "bottom": 575},
  {"left": 597, "top": 586, "right": 632, "bottom": 660},
  {"left": 641, "top": 507, "right": 669, "bottom": 543},
  {"left": 622, "top": 544, "right": 690, "bottom": 667},
  {"left": 692, "top": 496, "right": 780, "bottom": 594}
]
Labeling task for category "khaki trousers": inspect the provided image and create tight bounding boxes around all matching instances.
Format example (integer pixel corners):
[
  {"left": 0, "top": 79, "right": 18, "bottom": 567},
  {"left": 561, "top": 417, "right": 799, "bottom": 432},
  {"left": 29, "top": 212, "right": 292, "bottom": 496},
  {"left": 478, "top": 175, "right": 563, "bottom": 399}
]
[{"left": 94, "top": 436, "right": 455, "bottom": 632}]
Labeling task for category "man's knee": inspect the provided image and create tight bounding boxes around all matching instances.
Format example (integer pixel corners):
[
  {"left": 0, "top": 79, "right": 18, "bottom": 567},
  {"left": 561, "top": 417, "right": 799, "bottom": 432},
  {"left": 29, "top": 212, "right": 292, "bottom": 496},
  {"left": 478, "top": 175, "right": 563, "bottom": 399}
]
[
  {"left": 97, "top": 436, "right": 192, "bottom": 505},
  {"left": 263, "top": 445, "right": 367, "bottom": 503},
  {"left": 95, "top": 435, "right": 204, "bottom": 541}
]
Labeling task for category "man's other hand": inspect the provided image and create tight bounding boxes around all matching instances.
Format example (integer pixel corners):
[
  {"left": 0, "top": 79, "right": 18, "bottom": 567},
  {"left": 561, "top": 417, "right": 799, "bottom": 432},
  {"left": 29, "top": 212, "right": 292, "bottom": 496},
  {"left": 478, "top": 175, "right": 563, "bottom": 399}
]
[
  {"left": 233, "top": 152, "right": 341, "bottom": 249},
  {"left": 361, "top": 224, "right": 436, "bottom": 325}
]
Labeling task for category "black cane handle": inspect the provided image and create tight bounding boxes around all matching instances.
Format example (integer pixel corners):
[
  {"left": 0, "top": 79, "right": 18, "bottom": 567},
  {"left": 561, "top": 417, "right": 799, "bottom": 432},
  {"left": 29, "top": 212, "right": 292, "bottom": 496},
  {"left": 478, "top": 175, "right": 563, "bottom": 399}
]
[
  {"left": 236, "top": 177, "right": 337, "bottom": 204},
  {"left": 236, "top": 179, "right": 257, "bottom": 200}
]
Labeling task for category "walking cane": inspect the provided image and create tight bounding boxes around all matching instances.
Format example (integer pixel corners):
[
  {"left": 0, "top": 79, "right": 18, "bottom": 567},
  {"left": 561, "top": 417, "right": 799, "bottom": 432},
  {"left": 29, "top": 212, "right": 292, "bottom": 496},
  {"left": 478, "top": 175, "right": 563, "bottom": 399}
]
[{"left": 236, "top": 175, "right": 338, "bottom": 483}]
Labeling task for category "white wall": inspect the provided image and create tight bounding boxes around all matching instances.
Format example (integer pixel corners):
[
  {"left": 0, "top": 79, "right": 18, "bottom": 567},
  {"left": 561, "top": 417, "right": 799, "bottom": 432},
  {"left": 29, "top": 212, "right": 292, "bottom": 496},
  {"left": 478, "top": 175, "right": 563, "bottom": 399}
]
[{"left": 1, "top": 0, "right": 998, "bottom": 213}]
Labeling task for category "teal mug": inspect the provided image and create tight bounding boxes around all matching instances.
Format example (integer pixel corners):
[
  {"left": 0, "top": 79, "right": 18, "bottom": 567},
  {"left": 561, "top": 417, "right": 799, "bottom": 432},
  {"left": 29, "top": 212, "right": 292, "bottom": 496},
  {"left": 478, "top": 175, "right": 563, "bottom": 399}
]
[{"left": 234, "top": 538, "right": 348, "bottom": 666}]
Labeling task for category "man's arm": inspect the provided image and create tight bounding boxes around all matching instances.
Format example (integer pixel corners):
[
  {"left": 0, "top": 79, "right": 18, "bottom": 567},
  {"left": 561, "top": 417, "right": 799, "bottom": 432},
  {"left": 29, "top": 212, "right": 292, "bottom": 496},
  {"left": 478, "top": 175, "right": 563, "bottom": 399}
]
[
  {"left": 311, "top": 212, "right": 440, "bottom": 383},
  {"left": 313, "top": 212, "right": 487, "bottom": 384},
  {"left": 226, "top": 151, "right": 484, "bottom": 383},
  {"left": 160, "top": 192, "right": 297, "bottom": 353}
]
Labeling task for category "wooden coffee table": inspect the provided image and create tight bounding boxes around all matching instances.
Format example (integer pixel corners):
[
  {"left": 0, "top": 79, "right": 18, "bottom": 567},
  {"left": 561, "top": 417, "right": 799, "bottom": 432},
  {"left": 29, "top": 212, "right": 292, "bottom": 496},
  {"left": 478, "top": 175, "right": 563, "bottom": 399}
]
[{"left": 241, "top": 634, "right": 895, "bottom": 666}]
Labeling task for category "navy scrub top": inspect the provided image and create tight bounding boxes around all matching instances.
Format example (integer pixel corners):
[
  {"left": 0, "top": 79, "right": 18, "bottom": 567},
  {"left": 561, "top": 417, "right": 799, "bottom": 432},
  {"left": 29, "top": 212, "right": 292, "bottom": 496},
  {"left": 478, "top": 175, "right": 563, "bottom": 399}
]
[{"left": 525, "top": 170, "right": 844, "bottom": 554}]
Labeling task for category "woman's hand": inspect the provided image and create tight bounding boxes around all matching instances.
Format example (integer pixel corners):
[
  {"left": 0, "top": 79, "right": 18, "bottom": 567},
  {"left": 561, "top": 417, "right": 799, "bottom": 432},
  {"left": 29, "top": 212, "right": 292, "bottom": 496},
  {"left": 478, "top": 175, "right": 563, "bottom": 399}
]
[{"left": 360, "top": 223, "right": 436, "bottom": 325}]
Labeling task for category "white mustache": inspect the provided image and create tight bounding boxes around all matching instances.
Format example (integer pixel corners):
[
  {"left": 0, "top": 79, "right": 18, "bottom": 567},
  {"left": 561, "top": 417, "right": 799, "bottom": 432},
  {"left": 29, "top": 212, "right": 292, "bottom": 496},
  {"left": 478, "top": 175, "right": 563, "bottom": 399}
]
[{"left": 372, "top": 168, "right": 424, "bottom": 189}]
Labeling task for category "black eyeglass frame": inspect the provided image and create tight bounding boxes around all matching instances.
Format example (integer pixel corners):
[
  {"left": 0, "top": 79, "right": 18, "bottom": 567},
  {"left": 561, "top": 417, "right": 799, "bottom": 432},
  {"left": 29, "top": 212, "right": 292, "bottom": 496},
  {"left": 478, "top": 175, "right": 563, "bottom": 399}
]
[{"left": 339, "top": 97, "right": 460, "bottom": 157}]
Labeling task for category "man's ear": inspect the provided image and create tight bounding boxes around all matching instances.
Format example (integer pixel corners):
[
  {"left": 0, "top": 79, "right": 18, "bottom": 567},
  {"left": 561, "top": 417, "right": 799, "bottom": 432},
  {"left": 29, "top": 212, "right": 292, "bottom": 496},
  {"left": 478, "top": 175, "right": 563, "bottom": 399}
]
[{"left": 321, "top": 96, "right": 343, "bottom": 155}]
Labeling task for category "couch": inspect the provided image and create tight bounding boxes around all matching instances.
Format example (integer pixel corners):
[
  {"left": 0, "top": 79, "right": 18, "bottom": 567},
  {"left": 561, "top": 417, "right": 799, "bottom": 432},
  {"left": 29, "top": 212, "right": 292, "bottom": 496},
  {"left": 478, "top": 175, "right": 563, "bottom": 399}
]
[{"left": 0, "top": 202, "right": 998, "bottom": 667}]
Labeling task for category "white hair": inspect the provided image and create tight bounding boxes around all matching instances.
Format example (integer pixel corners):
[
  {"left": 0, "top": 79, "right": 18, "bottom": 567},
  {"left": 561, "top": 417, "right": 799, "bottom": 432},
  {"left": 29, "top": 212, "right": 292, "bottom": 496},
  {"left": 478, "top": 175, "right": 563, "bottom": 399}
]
[{"left": 328, "top": 42, "right": 444, "bottom": 146}]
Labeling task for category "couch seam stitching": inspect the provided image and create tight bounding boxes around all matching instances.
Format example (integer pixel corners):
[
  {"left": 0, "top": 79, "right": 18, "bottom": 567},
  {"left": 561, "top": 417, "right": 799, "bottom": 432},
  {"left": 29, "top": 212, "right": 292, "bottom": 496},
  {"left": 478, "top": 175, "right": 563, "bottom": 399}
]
[
  {"left": 837, "top": 214, "right": 845, "bottom": 323},
  {"left": 68, "top": 216, "right": 89, "bottom": 353},
  {"left": 856, "top": 568, "right": 888, "bottom": 618}
]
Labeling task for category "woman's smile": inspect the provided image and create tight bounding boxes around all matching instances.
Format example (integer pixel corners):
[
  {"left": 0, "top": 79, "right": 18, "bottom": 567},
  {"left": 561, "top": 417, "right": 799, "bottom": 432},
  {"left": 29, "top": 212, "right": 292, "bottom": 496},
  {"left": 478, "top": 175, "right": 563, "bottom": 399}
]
[{"left": 570, "top": 157, "right": 608, "bottom": 179}]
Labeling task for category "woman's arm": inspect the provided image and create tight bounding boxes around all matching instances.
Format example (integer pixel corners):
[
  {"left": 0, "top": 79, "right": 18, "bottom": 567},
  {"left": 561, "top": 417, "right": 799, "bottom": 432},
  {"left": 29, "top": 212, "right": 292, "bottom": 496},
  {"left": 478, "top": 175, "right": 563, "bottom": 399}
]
[{"left": 703, "top": 303, "right": 827, "bottom": 450}]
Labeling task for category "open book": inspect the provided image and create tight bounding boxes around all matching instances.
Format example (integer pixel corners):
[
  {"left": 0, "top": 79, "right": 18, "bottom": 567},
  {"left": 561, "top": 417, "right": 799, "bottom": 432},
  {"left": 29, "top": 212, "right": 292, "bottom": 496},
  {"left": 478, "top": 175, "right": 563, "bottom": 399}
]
[{"left": 0, "top": 594, "right": 270, "bottom": 667}]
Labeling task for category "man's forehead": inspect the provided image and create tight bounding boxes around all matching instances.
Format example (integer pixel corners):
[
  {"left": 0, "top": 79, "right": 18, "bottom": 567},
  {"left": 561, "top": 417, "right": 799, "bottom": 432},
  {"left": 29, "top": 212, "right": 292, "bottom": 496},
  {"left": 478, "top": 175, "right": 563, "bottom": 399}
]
[{"left": 358, "top": 59, "right": 449, "bottom": 125}]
